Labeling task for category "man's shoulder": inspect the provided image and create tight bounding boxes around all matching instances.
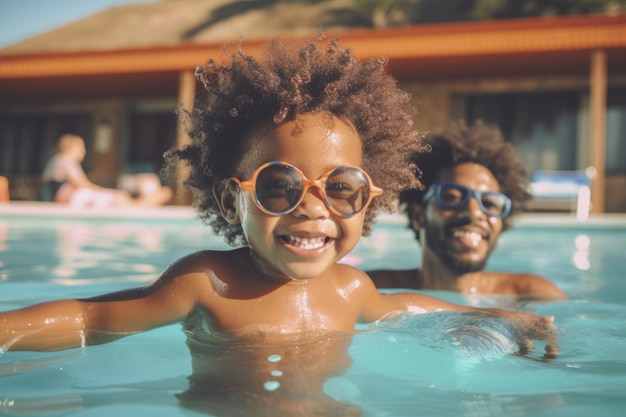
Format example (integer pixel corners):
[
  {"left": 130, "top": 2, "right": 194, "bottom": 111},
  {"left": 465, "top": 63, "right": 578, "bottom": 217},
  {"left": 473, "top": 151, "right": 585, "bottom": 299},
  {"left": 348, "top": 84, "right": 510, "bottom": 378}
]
[
  {"left": 481, "top": 270, "right": 543, "bottom": 284},
  {"left": 481, "top": 271, "right": 567, "bottom": 299}
]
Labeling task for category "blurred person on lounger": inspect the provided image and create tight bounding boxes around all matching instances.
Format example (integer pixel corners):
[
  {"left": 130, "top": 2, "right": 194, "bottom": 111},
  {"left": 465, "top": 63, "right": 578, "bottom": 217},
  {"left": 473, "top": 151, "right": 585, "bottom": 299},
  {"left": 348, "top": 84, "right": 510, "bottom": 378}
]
[
  {"left": 367, "top": 120, "right": 568, "bottom": 301},
  {"left": 42, "top": 133, "right": 171, "bottom": 208}
]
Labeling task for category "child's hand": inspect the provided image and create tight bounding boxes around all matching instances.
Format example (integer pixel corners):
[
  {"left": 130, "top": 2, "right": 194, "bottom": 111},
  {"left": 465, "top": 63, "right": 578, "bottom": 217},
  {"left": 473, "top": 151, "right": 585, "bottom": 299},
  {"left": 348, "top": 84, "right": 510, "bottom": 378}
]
[{"left": 492, "top": 309, "right": 558, "bottom": 362}]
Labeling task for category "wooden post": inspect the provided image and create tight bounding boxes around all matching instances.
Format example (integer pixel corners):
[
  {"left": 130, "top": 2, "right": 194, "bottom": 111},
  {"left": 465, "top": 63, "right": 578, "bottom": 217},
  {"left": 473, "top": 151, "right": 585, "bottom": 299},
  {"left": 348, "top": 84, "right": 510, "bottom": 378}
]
[
  {"left": 0, "top": 176, "right": 9, "bottom": 202},
  {"left": 589, "top": 50, "right": 607, "bottom": 214},
  {"left": 174, "top": 69, "right": 196, "bottom": 205}
]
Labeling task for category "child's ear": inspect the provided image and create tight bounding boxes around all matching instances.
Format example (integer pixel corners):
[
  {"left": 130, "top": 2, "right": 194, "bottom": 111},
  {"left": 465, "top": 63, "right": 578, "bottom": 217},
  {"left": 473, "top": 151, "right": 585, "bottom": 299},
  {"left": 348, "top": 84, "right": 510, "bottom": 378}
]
[{"left": 213, "top": 180, "right": 241, "bottom": 224}]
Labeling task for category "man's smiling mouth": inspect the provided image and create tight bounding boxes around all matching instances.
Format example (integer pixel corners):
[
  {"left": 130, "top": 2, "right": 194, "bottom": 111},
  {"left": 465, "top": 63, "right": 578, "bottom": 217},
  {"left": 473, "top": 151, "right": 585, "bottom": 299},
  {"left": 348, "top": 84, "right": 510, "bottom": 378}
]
[{"left": 451, "top": 229, "right": 485, "bottom": 248}]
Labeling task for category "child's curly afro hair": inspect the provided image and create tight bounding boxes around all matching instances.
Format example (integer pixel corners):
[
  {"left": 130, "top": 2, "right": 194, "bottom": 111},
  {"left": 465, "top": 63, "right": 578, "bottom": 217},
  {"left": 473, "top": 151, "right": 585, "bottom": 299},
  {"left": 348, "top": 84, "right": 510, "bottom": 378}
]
[{"left": 163, "top": 36, "right": 425, "bottom": 246}]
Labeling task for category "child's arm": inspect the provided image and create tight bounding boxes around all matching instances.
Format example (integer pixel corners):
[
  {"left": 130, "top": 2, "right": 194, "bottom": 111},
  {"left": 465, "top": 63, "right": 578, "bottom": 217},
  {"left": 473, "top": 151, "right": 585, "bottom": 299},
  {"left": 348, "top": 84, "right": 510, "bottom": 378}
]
[
  {"left": 390, "top": 291, "right": 558, "bottom": 359},
  {"left": 0, "top": 256, "right": 209, "bottom": 352},
  {"left": 1, "top": 299, "right": 91, "bottom": 352},
  {"left": 355, "top": 276, "right": 558, "bottom": 359}
]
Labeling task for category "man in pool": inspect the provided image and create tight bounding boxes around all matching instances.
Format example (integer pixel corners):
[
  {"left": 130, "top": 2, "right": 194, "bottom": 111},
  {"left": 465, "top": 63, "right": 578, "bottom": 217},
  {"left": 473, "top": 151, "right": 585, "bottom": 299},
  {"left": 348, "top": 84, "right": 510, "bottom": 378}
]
[{"left": 368, "top": 120, "right": 568, "bottom": 300}]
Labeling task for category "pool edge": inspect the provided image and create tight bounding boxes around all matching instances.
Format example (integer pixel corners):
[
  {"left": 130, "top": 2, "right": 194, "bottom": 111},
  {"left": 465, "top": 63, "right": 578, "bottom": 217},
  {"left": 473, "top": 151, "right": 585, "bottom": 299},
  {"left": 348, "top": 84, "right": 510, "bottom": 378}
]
[{"left": 2, "top": 201, "right": 626, "bottom": 228}]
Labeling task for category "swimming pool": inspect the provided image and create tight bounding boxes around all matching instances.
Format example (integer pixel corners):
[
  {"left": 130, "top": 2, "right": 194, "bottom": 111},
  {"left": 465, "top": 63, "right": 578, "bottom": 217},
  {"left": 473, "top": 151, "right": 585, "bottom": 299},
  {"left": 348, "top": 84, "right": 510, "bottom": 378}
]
[{"left": 1, "top": 204, "right": 625, "bottom": 417}]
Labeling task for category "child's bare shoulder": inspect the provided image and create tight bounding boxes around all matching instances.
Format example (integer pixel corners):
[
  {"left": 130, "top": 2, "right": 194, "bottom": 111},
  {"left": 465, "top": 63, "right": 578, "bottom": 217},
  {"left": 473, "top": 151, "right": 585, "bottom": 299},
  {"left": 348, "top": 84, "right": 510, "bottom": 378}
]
[
  {"left": 329, "top": 262, "right": 378, "bottom": 291},
  {"left": 332, "top": 261, "right": 368, "bottom": 276}
]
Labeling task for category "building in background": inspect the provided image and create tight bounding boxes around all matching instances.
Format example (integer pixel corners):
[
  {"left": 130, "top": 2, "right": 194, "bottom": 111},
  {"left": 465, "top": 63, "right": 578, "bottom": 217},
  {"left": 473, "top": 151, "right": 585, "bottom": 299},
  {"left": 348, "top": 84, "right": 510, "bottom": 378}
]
[{"left": 1, "top": 0, "right": 625, "bottom": 211}]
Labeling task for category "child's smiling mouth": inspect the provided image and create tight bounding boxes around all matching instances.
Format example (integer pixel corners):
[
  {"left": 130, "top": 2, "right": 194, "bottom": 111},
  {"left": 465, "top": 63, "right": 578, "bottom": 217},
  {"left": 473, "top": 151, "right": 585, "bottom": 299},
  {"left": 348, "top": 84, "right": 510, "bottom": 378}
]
[{"left": 282, "top": 235, "right": 331, "bottom": 251}]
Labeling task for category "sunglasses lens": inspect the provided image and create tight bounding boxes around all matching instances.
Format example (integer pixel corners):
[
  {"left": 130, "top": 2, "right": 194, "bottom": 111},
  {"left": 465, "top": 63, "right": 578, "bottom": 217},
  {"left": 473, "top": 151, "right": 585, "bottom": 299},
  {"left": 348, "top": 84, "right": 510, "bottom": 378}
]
[
  {"left": 438, "top": 184, "right": 467, "bottom": 208},
  {"left": 325, "top": 167, "right": 371, "bottom": 215},
  {"left": 255, "top": 164, "right": 303, "bottom": 213},
  {"left": 480, "top": 193, "right": 509, "bottom": 217}
]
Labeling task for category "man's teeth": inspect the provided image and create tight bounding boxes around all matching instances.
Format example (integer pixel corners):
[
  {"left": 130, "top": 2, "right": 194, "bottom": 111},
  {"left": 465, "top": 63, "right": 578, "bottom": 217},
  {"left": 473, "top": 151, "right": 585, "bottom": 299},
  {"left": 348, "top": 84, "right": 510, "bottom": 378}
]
[
  {"left": 453, "top": 230, "right": 483, "bottom": 246},
  {"left": 286, "top": 235, "right": 327, "bottom": 250}
]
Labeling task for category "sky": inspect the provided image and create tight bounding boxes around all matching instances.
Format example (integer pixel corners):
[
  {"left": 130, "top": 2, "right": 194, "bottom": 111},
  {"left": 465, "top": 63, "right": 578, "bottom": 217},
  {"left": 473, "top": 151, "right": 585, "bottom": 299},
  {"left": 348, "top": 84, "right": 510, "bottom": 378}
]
[{"left": 0, "top": 0, "right": 158, "bottom": 48}]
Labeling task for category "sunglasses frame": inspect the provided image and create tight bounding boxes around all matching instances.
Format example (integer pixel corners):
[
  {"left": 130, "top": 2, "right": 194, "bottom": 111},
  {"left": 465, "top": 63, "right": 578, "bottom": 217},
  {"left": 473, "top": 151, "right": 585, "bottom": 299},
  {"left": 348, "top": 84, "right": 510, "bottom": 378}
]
[
  {"left": 423, "top": 181, "right": 512, "bottom": 219},
  {"left": 231, "top": 161, "right": 383, "bottom": 217}
]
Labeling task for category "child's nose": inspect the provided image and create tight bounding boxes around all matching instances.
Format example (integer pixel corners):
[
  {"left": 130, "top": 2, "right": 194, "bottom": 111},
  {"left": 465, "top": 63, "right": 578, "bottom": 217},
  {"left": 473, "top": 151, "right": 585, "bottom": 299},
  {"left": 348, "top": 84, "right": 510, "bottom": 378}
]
[{"left": 292, "top": 187, "right": 330, "bottom": 218}]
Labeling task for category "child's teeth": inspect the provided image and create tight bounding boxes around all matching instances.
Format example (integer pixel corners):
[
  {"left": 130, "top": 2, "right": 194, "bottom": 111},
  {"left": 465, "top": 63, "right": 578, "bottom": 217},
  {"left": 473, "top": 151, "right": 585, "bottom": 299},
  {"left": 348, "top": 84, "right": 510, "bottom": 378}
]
[{"left": 288, "top": 236, "right": 325, "bottom": 249}]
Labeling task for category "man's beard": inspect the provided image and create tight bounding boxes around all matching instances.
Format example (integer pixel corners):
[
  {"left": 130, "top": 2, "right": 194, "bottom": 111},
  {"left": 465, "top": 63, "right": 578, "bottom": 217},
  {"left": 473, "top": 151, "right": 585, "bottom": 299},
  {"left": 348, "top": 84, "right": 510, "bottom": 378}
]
[
  {"left": 439, "top": 248, "right": 488, "bottom": 273},
  {"left": 424, "top": 220, "right": 490, "bottom": 273}
]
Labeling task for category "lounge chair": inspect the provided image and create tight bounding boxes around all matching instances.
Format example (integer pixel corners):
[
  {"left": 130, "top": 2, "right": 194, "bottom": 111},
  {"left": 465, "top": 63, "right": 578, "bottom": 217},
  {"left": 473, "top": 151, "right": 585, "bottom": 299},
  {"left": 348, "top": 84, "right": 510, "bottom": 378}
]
[{"left": 527, "top": 168, "right": 594, "bottom": 221}]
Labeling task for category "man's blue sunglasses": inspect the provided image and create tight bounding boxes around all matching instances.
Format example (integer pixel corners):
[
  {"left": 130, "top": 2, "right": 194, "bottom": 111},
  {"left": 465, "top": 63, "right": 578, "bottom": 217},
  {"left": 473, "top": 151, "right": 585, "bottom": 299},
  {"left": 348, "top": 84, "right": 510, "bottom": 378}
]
[{"left": 423, "top": 181, "right": 512, "bottom": 219}]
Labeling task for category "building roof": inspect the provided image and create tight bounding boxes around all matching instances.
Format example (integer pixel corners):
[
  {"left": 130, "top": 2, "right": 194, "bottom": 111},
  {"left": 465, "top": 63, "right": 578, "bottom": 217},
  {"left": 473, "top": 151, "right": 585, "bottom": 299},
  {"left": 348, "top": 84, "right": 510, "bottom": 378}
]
[
  {"left": 0, "top": 0, "right": 359, "bottom": 55},
  {"left": 1, "top": 1, "right": 625, "bottom": 103}
]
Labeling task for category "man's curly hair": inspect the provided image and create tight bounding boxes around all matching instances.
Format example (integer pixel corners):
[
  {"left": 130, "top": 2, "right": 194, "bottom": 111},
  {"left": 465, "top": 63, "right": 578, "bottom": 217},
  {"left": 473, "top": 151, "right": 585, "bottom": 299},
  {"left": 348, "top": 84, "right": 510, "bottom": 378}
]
[
  {"left": 399, "top": 120, "right": 531, "bottom": 235},
  {"left": 163, "top": 37, "right": 424, "bottom": 246}
]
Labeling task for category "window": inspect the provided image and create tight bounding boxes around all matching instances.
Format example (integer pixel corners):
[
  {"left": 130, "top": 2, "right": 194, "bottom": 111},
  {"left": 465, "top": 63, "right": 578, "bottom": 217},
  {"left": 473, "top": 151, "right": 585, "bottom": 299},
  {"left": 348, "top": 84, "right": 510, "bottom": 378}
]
[
  {"left": 126, "top": 111, "right": 177, "bottom": 174},
  {"left": 465, "top": 92, "right": 579, "bottom": 174},
  {"left": 606, "top": 88, "right": 626, "bottom": 173}
]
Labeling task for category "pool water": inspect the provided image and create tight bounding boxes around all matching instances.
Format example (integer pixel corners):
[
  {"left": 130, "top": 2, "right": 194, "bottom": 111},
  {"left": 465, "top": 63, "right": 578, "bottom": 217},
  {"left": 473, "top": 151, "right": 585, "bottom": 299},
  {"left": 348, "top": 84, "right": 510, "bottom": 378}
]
[{"left": 0, "top": 211, "right": 625, "bottom": 417}]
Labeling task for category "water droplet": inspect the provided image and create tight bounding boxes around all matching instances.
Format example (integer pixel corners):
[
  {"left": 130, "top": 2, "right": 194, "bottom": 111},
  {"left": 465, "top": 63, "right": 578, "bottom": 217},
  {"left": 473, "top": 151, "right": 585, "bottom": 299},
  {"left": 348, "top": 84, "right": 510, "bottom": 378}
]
[{"left": 264, "top": 380, "right": 280, "bottom": 391}]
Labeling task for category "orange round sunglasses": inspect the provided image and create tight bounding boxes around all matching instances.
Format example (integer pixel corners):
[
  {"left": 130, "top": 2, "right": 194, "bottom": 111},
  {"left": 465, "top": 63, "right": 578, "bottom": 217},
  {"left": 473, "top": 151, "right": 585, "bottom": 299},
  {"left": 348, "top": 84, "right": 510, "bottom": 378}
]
[{"left": 230, "top": 161, "right": 383, "bottom": 217}]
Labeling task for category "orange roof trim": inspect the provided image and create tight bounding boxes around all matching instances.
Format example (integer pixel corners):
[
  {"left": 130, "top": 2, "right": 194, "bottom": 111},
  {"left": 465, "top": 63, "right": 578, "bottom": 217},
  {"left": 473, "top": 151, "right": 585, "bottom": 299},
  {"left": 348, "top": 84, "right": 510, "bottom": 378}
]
[{"left": 1, "top": 14, "right": 625, "bottom": 79}]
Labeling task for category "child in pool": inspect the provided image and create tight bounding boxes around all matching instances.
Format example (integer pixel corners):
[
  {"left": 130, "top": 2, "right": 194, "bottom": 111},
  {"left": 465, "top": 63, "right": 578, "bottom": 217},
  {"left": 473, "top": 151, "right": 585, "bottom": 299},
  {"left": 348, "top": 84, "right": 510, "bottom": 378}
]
[{"left": 0, "top": 38, "right": 556, "bottom": 358}]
